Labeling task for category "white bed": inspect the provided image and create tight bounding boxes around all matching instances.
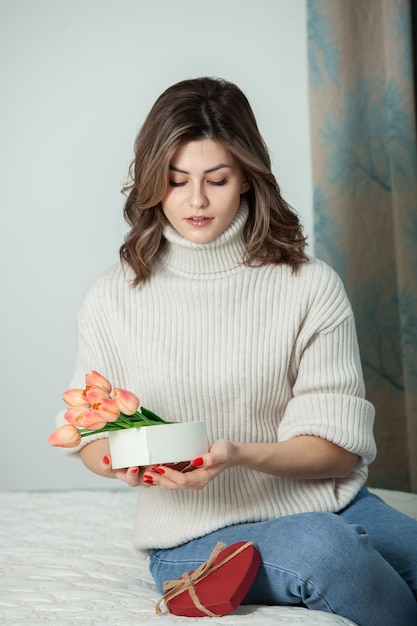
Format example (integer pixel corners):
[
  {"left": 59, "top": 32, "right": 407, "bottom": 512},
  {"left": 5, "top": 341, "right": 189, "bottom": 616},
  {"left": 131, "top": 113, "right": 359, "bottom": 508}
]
[{"left": 2, "top": 488, "right": 416, "bottom": 625}]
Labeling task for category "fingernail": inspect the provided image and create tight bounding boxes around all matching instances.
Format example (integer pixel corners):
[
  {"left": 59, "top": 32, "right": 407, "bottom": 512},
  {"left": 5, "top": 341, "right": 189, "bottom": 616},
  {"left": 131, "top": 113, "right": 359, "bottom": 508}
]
[
  {"left": 103, "top": 455, "right": 110, "bottom": 465},
  {"left": 154, "top": 467, "right": 165, "bottom": 474},
  {"left": 130, "top": 468, "right": 138, "bottom": 474},
  {"left": 143, "top": 474, "right": 153, "bottom": 481},
  {"left": 144, "top": 478, "right": 153, "bottom": 485},
  {"left": 193, "top": 457, "right": 203, "bottom": 467}
]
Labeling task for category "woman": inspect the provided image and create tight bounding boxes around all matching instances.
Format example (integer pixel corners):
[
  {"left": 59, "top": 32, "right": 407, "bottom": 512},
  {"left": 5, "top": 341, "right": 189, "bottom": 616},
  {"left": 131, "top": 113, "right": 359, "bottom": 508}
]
[{"left": 58, "top": 77, "right": 417, "bottom": 625}]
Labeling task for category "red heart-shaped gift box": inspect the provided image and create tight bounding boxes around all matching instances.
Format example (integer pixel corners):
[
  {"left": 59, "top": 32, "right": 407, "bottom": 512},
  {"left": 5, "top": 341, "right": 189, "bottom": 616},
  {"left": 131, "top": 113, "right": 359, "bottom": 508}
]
[{"left": 161, "top": 541, "right": 261, "bottom": 618}]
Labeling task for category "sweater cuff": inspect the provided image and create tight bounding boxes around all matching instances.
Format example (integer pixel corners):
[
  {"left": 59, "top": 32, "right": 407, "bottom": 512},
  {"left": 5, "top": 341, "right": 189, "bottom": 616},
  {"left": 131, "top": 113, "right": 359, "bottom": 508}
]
[{"left": 278, "top": 393, "right": 377, "bottom": 466}]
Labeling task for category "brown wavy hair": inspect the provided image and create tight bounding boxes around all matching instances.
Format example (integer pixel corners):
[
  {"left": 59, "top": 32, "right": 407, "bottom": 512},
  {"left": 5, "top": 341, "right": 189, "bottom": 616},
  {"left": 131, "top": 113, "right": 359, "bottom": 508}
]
[{"left": 120, "top": 77, "right": 307, "bottom": 285}]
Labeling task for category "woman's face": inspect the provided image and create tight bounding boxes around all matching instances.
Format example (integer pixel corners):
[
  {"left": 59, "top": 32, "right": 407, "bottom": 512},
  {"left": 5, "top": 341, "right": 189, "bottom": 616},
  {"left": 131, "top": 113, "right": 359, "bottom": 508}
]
[{"left": 161, "top": 139, "right": 248, "bottom": 243}]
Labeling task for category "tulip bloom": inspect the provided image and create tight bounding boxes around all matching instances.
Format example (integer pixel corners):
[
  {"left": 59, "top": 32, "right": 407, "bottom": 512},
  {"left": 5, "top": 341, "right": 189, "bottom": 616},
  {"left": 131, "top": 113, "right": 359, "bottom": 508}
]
[
  {"left": 113, "top": 388, "right": 140, "bottom": 415},
  {"left": 64, "top": 406, "right": 89, "bottom": 424},
  {"left": 48, "top": 424, "right": 82, "bottom": 448},
  {"left": 90, "top": 397, "right": 120, "bottom": 422},
  {"left": 85, "top": 371, "right": 112, "bottom": 393},
  {"left": 84, "top": 387, "right": 111, "bottom": 405},
  {"left": 62, "top": 388, "right": 89, "bottom": 407},
  {"left": 75, "top": 410, "right": 108, "bottom": 430}
]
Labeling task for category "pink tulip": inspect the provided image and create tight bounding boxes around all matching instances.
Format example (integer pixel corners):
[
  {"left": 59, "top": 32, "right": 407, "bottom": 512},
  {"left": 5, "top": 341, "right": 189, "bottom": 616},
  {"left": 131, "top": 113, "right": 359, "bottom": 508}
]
[
  {"left": 75, "top": 410, "right": 108, "bottom": 430},
  {"left": 113, "top": 388, "right": 140, "bottom": 415},
  {"left": 48, "top": 424, "right": 81, "bottom": 448},
  {"left": 62, "top": 388, "right": 89, "bottom": 407},
  {"left": 84, "top": 387, "right": 111, "bottom": 406},
  {"left": 64, "top": 406, "right": 88, "bottom": 424},
  {"left": 89, "top": 397, "right": 120, "bottom": 422},
  {"left": 85, "top": 371, "right": 112, "bottom": 393}
]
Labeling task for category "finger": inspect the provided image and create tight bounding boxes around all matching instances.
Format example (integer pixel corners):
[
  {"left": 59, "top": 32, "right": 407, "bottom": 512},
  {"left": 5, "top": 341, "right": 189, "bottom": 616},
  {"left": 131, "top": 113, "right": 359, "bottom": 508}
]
[
  {"left": 101, "top": 455, "right": 140, "bottom": 486},
  {"left": 101, "top": 454, "right": 114, "bottom": 472},
  {"left": 123, "top": 466, "right": 141, "bottom": 487},
  {"left": 142, "top": 472, "right": 155, "bottom": 487},
  {"left": 192, "top": 452, "right": 224, "bottom": 468},
  {"left": 150, "top": 465, "right": 210, "bottom": 490},
  {"left": 115, "top": 466, "right": 141, "bottom": 487},
  {"left": 192, "top": 455, "right": 206, "bottom": 467},
  {"left": 192, "top": 441, "right": 230, "bottom": 468},
  {"left": 152, "top": 465, "right": 196, "bottom": 479}
]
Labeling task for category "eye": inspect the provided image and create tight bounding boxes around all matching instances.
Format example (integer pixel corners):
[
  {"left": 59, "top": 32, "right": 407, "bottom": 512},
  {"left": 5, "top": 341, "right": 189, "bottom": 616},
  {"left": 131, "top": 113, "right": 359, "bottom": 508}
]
[
  {"left": 169, "top": 180, "right": 186, "bottom": 187},
  {"left": 209, "top": 178, "right": 227, "bottom": 186}
]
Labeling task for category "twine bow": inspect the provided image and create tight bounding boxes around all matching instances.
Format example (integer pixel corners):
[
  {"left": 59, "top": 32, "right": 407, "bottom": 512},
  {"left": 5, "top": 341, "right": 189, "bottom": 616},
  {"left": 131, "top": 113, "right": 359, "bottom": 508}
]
[{"left": 155, "top": 541, "right": 254, "bottom": 617}]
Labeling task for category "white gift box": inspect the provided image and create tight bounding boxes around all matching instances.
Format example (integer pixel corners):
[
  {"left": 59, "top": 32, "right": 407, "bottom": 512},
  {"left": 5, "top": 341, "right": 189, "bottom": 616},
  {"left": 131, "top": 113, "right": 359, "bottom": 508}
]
[{"left": 108, "top": 421, "right": 208, "bottom": 469}]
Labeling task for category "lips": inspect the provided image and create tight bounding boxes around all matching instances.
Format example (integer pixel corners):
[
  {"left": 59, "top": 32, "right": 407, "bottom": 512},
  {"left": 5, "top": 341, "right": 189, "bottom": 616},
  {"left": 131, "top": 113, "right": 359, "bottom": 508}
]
[{"left": 185, "top": 216, "right": 214, "bottom": 226}]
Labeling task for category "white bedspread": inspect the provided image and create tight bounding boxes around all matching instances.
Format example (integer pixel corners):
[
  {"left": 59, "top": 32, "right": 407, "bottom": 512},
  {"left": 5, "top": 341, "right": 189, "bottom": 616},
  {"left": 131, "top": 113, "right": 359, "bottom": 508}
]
[{"left": 1, "top": 488, "right": 416, "bottom": 625}]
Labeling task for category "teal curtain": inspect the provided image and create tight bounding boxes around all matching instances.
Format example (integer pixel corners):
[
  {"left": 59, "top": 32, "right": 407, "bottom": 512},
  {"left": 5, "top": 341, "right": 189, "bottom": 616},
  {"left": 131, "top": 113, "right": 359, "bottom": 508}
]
[{"left": 307, "top": 0, "right": 417, "bottom": 492}]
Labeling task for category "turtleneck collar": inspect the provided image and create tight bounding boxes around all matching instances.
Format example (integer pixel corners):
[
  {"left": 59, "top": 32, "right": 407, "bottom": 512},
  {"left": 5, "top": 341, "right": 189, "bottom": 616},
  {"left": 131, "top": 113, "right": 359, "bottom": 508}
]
[{"left": 158, "top": 200, "right": 249, "bottom": 278}]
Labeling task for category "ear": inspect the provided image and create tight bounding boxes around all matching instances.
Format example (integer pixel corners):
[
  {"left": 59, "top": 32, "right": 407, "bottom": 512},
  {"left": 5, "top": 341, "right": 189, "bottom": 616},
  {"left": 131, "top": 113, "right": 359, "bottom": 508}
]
[{"left": 240, "top": 178, "right": 250, "bottom": 194}]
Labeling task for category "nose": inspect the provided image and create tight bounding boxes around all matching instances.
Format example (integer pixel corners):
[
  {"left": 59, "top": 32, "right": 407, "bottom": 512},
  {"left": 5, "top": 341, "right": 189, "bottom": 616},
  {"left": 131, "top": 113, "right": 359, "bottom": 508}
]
[{"left": 190, "top": 183, "right": 208, "bottom": 209}]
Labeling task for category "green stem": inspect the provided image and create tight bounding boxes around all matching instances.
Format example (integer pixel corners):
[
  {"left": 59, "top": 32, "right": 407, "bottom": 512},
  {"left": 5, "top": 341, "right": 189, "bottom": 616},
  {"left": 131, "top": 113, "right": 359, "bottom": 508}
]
[
  {"left": 79, "top": 406, "right": 171, "bottom": 438},
  {"left": 117, "top": 413, "right": 135, "bottom": 427}
]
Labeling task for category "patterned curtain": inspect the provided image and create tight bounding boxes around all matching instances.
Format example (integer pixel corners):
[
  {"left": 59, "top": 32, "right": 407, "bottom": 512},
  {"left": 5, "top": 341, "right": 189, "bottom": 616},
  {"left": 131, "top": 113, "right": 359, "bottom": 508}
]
[{"left": 307, "top": 0, "right": 417, "bottom": 492}]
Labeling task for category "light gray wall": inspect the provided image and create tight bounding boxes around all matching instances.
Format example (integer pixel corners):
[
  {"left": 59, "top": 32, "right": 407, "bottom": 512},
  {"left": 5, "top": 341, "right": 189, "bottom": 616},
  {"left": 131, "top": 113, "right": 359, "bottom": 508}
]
[{"left": 0, "top": 0, "right": 312, "bottom": 490}]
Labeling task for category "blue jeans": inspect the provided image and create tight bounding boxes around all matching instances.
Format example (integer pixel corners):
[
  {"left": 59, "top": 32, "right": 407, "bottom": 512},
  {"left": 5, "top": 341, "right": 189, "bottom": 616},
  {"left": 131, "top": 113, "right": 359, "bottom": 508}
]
[{"left": 149, "top": 488, "right": 417, "bottom": 626}]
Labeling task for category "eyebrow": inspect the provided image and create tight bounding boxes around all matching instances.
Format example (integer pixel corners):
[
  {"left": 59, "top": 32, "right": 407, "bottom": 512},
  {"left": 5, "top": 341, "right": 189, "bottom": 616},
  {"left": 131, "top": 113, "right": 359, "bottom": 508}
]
[{"left": 169, "top": 163, "right": 233, "bottom": 174}]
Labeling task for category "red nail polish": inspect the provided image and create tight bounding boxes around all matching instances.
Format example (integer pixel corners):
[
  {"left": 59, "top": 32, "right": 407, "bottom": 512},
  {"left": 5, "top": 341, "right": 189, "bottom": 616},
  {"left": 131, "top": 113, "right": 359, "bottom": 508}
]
[
  {"left": 103, "top": 455, "right": 110, "bottom": 465},
  {"left": 143, "top": 474, "right": 152, "bottom": 481},
  {"left": 130, "top": 468, "right": 138, "bottom": 474},
  {"left": 193, "top": 457, "right": 204, "bottom": 467},
  {"left": 155, "top": 467, "right": 165, "bottom": 474},
  {"left": 143, "top": 478, "right": 153, "bottom": 485}
]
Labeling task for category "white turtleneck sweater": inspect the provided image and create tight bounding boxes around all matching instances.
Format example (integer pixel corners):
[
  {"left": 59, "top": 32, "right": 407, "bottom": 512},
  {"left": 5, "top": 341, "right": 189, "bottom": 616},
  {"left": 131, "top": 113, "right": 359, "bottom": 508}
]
[{"left": 58, "top": 203, "right": 376, "bottom": 551}]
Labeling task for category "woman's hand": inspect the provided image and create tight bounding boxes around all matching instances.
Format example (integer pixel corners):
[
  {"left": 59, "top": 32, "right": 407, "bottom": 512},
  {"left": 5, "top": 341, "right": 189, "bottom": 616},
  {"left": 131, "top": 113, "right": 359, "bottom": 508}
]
[
  {"left": 78, "top": 438, "right": 234, "bottom": 489},
  {"left": 79, "top": 439, "right": 145, "bottom": 488},
  {"left": 99, "top": 453, "right": 144, "bottom": 488},
  {"left": 142, "top": 439, "right": 236, "bottom": 490}
]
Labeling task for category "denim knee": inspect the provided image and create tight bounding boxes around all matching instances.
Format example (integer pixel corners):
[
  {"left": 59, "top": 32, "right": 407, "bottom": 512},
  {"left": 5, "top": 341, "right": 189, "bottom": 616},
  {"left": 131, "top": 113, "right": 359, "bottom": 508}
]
[
  {"left": 245, "top": 512, "right": 417, "bottom": 625},
  {"left": 256, "top": 512, "right": 369, "bottom": 585},
  {"left": 253, "top": 512, "right": 362, "bottom": 559}
]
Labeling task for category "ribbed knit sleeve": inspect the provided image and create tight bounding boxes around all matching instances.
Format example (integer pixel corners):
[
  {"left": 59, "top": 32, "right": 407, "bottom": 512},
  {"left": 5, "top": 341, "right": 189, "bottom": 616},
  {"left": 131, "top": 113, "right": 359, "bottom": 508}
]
[
  {"left": 279, "top": 316, "right": 376, "bottom": 465},
  {"left": 278, "top": 265, "right": 376, "bottom": 467}
]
